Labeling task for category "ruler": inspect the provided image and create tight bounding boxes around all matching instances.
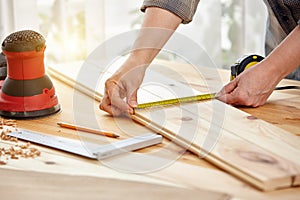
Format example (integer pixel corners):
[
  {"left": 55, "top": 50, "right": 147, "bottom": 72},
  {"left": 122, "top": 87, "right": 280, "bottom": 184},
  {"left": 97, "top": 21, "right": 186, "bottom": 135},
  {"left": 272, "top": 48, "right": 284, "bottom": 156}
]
[
  {"left": 135, "top": 93, "right": 216, "bottom": 109},
  {"left": 8, "top": 129, "right": 162, "bottom": 159},
  {"left": 135, "top": 86, "right": 300, "bottom": 110},
  {"left": 94, "top": 133, "right": 162, "bottom": 159}
]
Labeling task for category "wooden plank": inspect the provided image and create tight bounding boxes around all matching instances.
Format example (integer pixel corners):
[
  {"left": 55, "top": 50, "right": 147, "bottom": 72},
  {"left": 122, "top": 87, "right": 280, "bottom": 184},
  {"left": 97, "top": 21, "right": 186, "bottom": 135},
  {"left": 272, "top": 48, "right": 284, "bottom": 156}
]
[
  {"left": 150, "top": 60, "right": 300, "bottom": 135},
  {"left": 48, "top": 59, "right": 300, "bottom": 135},
  {"left": 240, "top": 90, "right": 300, "bottom": 135},
  {"left": 133, "top": 102, "right": 300, "bottom": 191},
  {"left": 0, "top": 168, "right": 231, "bottom": 200},
  {"left": 177, "top": 100, "right": 300, "bottom": 166},
  {"left": 2, "top": 68, "right": 300, "bottom": 199},
  {"left": 47, "top": 61, "right": 300, "bottom": 190},
  {"left": 130, "top": 69, "right": 300, "bottom": 190},
  {"left": 132, "top": 62, "right": 300, "bottom": 190},
  {"left": 1, "top": 136, "right": 299, "bottom": 200}
]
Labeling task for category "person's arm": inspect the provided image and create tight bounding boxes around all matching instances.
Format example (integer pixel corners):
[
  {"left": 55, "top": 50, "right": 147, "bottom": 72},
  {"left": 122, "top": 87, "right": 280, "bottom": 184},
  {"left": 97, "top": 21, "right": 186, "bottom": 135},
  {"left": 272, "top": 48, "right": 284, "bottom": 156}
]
[
  {"left": 218, "top": 25, "right": 300, "bottom": 107},
  {"left": 99, "top": 7, "right": 182, "bottom": 116}
]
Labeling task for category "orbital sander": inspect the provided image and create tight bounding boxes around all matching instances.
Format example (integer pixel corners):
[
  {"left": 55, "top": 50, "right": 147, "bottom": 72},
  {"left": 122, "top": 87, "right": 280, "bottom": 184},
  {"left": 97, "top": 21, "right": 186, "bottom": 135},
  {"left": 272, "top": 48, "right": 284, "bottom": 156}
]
[{"left": 0, "top": 30, "right": 60, "bottom": 118}]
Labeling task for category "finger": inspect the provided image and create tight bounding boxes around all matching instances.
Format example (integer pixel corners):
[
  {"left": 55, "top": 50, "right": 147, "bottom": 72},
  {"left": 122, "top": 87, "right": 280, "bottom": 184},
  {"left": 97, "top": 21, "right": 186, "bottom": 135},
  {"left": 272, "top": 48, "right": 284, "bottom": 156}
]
[
  {"left": 109, "top": 90, "right": 131, "bottom": 114},
  {"left": 249, "top": 91, "right": 271, "bottom": 107},
  {"left": 225, "top": 89, "right": 256, "bottom": 107},
  {"left": 101, "top": 89, "right": 131, "bottom": 116},
  {"left": 218, "top": 82, "right": 253, "bottom": 106},
  {"left": 223, "top": 80, "right": 238, "bottom": 94},
  {"left": 221, "top": 92, "right": 239, "bottom": 105},
  {"left": 99, "top": 94, "right": 121, "bottom": 116},
  {"left": 126, "top": 89, "right": 138, "bottom": 115},
  {"left": 128, "top": 91, "right": 138, "bottom": 107},
  {"left": 100, "top": 100, "right": 125, "bottom": 116},
  {"left": 105, "top": 81, "right": 132, "bottom": 115},
  {"left": 217, "top": 80, "right": 238, "bottom": 103}
]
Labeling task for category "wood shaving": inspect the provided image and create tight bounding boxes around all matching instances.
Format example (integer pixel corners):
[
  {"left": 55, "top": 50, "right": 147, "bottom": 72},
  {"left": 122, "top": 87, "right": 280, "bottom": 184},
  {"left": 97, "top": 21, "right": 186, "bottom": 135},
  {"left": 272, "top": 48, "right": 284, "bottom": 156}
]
[{"left": 0, "top": 119, "right": 41, "bottom": 164}]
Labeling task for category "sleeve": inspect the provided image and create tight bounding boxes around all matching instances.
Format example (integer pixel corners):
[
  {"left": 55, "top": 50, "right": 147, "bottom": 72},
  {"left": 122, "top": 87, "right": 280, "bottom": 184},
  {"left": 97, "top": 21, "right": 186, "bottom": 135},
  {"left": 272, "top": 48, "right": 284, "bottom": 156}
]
[
  {"left": 141, "top": 0, "right": 201, "bottom": 24},
  {"left": 298, "top": 19, "right": 300, "bottom": 25}
]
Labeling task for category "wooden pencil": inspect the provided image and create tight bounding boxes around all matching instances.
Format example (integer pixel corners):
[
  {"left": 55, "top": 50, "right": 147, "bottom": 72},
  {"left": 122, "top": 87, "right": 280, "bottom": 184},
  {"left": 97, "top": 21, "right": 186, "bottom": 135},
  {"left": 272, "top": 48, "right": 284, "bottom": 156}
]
[{"left": 57, "top": 122, "right": 120, "bottom": 138}]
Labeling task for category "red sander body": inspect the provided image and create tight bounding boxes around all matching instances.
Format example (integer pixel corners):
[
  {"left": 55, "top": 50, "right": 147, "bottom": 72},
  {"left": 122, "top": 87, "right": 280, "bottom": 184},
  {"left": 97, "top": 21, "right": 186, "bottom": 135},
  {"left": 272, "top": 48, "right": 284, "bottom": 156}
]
[{"left": 0, "top": 30, "right": 60, "bottom": 118}]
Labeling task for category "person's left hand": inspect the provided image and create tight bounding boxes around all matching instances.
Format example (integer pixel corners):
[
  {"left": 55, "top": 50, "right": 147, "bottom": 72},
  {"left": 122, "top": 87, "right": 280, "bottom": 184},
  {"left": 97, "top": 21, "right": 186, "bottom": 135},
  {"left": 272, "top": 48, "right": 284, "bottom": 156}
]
[
  {"left": 99, "top": 60, "right": 147, "bottom": 116},
  {"left": 217, "top": 62, "right": 280, "bottom": 107}
]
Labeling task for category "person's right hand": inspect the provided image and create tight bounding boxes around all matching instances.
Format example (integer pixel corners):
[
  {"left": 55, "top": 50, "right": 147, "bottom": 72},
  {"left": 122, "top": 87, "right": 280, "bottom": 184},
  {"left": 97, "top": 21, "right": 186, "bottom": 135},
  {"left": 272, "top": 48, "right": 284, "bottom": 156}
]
[
  {"left": 217, "top": 62, "right": 279, "bottom": 107},
  {"left": 99, "top": 61, "right": 147, "bottom": 116}
]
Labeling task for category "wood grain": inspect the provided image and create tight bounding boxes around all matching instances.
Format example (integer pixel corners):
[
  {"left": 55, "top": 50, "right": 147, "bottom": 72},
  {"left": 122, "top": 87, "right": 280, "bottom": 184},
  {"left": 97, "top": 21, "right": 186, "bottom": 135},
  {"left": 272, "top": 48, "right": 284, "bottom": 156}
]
[
  {"left": 1, "top": 62, "right": 300, "bottom": 198},
  {"left": 0, "top": 168, "right": 231, "bottom": 200},
  {"left": 150, "top": 60, "right": 300, "bottom": 136},
  {"left": 133, "top": 102, "right": 300, "bottom": 191},
  {"left": 45, "top": 60, "right": 300, "bottom": 191}
]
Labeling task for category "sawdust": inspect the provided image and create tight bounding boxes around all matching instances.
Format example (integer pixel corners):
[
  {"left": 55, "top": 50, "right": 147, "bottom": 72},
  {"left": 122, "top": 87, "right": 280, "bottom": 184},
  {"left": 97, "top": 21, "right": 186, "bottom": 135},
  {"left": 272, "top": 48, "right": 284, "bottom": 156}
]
[{"left": 0, "top": 119, "right": 41, "bottom": 165}]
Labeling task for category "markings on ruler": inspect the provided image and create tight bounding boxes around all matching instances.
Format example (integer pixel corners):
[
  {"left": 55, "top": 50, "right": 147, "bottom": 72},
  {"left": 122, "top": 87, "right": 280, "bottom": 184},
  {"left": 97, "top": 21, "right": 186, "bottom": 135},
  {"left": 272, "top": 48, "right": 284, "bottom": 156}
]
[{"left": 135, "top": 93, "right": 216, "bottom": 109}]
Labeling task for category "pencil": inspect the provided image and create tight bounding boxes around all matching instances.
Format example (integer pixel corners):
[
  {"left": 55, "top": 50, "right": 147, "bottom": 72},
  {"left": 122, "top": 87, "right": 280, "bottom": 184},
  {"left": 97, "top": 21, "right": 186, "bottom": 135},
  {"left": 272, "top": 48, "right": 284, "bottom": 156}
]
[{"left": 57, "top": 122, "right": 120, "bottom": 138}]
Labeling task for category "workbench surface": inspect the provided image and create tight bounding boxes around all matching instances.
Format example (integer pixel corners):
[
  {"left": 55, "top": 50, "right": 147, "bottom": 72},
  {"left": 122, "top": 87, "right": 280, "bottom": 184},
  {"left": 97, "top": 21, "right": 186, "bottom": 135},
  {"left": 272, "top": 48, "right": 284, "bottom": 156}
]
[{"left": 0, "top": 61, "right": 299, "bottom": 200}]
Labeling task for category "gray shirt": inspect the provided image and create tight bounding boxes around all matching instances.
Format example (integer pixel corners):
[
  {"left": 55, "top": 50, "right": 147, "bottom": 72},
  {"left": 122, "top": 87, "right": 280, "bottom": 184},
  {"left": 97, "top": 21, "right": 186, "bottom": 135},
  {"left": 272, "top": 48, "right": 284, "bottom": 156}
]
[{"left": 141, "top": 0, "right": 300, "bottom": 80}]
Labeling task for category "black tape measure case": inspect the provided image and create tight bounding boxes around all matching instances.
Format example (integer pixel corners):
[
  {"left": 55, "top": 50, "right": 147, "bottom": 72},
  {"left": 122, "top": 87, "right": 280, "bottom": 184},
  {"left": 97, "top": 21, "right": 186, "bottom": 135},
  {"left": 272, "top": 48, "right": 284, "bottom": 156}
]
[{"left": 230, "top": 54, "right": 264, "bottom": 80}]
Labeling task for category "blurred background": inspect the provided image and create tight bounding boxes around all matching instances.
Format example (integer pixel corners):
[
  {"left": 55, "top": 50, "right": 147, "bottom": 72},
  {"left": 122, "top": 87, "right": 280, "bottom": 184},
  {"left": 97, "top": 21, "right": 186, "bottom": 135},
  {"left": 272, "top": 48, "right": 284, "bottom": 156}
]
[{"left": 0, "top": 0, "right": 267, "bottom": 69}]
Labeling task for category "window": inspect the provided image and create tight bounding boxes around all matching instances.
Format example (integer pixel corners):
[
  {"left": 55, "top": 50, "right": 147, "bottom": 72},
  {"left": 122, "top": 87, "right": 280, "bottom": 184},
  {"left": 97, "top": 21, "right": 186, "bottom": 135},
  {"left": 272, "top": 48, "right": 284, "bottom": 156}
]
[{"left": 0, "top": 0, "right": 267, "bottom": 68}]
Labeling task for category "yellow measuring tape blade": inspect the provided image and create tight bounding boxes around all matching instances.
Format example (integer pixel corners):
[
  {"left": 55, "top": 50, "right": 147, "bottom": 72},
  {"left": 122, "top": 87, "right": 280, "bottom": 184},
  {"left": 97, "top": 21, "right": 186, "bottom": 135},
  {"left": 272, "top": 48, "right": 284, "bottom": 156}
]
[{"left": 135, "top": 93, "right": 216, "bottom": 109}]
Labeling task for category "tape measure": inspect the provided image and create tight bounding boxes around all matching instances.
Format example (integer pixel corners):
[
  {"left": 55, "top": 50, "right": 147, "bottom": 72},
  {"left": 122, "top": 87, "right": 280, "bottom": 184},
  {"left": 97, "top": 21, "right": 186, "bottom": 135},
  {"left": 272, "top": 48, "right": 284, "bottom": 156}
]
[
  {"left": 230, "top": 54, "right": 264, "bottom": 80},
  {"left": 136, "top": 54, "right": 264, "bottom": 110},
  {"left": 135, "top": 93, "right": 216, "bottom": 109},
  {"left": 230, "top": 54, "right": 300, "bottom": 91}
]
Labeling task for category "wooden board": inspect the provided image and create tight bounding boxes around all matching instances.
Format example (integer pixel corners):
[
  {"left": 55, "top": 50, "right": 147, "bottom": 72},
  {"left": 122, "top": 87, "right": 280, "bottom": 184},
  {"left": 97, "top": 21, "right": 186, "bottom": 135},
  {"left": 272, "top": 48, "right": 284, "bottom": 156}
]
[
  {"left": 132, "top": 100, "right": 300, "bottom": 191},
  {"left": 1, "top": 131, "right": 300, "bottom": 200},
  {"left": 240, "top": 90, "right": 300, "bottom": 135},
  {"left": 1, "top": 64, "right": 300, "bottom": 199},
  {"left": 152, "top": 60, "right": 300, "bottom": 135},
  {"left": 0, "top": 168, "right": 231, "bottom": 200},
  {"left": 0, "top": 76, "right": 232, "bottom": 199},
  {"left": 46, "top": 60, "right": 300, "bottom": 191}
]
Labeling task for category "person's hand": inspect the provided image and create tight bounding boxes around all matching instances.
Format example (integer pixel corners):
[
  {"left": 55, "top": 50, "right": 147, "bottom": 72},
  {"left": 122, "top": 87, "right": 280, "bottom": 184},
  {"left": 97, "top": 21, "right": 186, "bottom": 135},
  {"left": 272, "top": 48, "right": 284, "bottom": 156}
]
[
  {"left": 99, "top": 7, "right": 183, "bottom": 116},
  {"left": 99, "top": 61, "right": 147, "bottom": 116},
  {"left": 217, "top": 62, "right": 281, "bottom": 107}
]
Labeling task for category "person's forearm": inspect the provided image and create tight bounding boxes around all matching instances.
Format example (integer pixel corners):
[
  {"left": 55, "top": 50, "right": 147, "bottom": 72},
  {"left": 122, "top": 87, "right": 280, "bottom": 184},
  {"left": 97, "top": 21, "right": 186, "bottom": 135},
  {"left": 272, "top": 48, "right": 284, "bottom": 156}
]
[
  {"left": 263, "top": 25, "right": 300, "bottom": 81},
  {"left": 128, "top": 7, "right": 182, "bottom": 67}
]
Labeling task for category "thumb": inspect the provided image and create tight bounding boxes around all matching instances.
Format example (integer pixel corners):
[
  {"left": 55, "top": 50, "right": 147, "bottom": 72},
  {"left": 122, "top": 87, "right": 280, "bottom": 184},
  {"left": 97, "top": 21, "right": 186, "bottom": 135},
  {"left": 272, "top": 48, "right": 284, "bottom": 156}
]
[
  {"left": 127, "top": 89, "right": 138, "bottom": 108},
  {"left": 223, "top": 80, "right": 238, "bottom": 94},
  {"left": 216, "top": 80, "right": 238, "bottom": 102}
]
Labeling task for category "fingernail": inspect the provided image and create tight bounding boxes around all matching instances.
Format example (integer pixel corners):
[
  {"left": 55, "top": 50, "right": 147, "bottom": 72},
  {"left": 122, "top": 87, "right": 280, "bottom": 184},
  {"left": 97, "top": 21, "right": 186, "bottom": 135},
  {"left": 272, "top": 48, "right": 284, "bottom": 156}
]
[
  {"left": 128, "top": 108, "right": 134, "bottom": 115},
  {"left": 129, "top": 101, "right": 138, "bottom": 108}
]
